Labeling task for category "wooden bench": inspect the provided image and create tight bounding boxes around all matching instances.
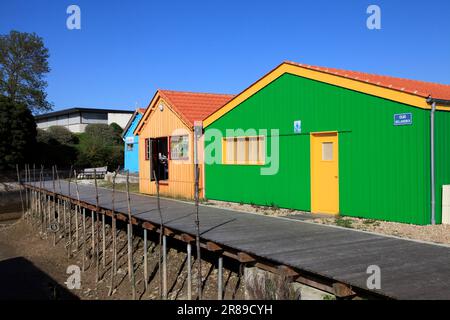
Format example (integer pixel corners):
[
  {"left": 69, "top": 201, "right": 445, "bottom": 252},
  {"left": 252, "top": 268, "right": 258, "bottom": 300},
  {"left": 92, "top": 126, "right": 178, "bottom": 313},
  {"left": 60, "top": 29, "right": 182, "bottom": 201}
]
[{"left": 78, "top": 166, "right": 108, "bottom": 179}]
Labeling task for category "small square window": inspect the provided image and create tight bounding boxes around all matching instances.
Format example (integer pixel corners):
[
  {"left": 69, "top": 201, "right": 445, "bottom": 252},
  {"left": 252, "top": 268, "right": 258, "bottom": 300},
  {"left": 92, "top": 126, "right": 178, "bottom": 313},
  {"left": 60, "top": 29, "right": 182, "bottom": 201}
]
[
  {"left": 170, "top": 135, "right": 189, "bottom": 160},
  {"left": 127, "top": 143, "right": 134, "bottom": 151},
  {"left": 322, "top": 142, "right": 333, "bottom": 161}
]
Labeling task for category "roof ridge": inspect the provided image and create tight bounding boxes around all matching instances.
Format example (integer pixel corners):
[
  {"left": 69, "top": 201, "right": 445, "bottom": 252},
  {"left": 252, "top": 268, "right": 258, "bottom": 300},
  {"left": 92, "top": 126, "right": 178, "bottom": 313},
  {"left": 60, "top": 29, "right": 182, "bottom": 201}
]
[
  {"left": 158, "top": 89, "right": 235, "bottom": 97},
  {"left": 284, "top": 60, "right": 450, "bottom": 88}
]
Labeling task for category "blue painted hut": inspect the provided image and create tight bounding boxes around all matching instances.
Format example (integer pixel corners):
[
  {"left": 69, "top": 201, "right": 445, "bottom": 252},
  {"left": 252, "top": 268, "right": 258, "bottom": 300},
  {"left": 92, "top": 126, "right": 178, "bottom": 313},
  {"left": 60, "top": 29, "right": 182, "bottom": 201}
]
[{"left": 122, "top": 108, "right": 145, "bottom": 173}]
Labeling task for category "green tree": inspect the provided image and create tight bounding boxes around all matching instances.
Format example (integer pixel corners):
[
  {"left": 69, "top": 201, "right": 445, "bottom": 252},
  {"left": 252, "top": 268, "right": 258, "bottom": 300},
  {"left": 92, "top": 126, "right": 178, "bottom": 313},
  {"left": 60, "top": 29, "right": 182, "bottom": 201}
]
[
  {"left": 46, "top": 126, "right": 78, "bottom": 145},
  {"left": 0, "top": 96, "right": 37, "bottom": 170},
  {"left": 76, "top": 124, "right": 124, "bottom": 169},
  {"left": 109, "top": 122, "right": 124, "bottom": 145},
  {"left": 0, "top": 30, "right": 52, "bottom": 113},
  {"left": 36, "top": 127, "right": 78, "bottom": 167},
  {"left": 109, "top": 122, "right": 123, "bottom": 135}
]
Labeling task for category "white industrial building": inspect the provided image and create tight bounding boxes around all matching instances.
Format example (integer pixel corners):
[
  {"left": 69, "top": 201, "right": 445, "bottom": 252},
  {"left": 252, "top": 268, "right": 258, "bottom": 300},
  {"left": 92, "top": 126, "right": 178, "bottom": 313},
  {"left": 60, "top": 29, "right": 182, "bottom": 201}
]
[{"left": 35, "top": 107, "right": 134, "bottom": 133}]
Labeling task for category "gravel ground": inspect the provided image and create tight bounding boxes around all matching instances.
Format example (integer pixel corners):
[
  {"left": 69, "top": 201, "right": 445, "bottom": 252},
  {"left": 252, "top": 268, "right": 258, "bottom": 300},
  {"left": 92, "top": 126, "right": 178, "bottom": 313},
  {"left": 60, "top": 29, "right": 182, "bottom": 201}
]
[
  {"left": 206, "top": 200, "right": 450, "bottom": 245},
  {"left": 313, "top": 216, "right": 450, "bottom": 245}
]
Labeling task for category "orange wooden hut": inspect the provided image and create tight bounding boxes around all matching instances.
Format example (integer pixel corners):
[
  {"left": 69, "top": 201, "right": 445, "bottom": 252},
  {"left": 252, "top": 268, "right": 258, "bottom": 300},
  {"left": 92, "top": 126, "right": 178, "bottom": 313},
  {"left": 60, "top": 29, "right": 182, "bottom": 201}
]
[{"left": 134, "top": 90, "right": 233, "bottom": 199}]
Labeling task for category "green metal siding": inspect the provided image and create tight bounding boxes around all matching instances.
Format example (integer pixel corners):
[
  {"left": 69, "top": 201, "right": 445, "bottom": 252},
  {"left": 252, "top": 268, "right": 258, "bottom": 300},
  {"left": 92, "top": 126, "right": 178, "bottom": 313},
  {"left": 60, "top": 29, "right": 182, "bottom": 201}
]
[
  {"left": 205, "top": 73, "right": 433, "bottom": 225},
  {"left": 434, "top": 110, "right": 450, "bottom": 224}
]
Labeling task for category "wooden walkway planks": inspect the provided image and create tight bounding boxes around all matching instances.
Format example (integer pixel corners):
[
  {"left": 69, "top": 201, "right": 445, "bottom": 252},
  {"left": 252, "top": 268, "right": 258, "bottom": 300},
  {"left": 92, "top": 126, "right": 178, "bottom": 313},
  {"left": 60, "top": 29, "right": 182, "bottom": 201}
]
[{"left": 29, "top": 180, "right": 450, "bottom": 300}]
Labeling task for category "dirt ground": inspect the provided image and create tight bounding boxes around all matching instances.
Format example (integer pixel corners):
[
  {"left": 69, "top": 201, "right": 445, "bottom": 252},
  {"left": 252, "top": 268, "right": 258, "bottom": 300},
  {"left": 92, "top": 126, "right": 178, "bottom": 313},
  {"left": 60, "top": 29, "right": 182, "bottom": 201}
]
[{"left": 0, "top": 215, "right": 245, "bottom": 300}]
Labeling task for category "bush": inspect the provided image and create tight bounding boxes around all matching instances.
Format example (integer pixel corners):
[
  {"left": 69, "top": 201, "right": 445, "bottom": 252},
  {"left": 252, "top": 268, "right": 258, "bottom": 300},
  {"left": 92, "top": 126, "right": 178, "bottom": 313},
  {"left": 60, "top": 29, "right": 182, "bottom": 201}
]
[
  {"left": 35, "top": 127, "right": 78, "bottom": 167},
  {"left": 46, "top": 126, "right": 78, "bottom": 144},
  {"left": 246, "top": 271, "right": 301, "bottom": 300},
  {"left": 75, "top": 123, "right": 124, "bottom": 169}
]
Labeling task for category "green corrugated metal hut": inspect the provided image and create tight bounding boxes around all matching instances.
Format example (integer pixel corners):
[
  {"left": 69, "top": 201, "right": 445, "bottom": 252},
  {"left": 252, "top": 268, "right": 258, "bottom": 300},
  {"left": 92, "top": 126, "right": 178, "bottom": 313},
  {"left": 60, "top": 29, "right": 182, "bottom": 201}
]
[{"left": 203, "top": 61, "right": 450, "bottom": 225}]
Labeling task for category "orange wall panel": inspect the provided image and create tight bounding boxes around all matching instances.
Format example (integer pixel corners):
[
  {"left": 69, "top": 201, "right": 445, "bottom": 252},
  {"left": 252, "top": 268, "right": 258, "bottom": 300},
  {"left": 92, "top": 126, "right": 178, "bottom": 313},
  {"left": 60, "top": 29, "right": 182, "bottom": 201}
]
[{"left": 138, "top": 97, "right": 204, "bottom": 199}]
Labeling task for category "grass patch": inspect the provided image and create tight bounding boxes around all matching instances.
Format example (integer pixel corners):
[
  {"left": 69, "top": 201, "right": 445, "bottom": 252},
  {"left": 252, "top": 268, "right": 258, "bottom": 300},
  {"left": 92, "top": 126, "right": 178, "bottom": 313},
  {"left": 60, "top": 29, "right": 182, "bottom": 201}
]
[
  {"left": 363, "top": 219, "right": 381, "bottom": 227},
  {"left": 270, "top": 202, "right": 280, "bottom": 211},
  {"left": 335, "top": 217, "right": 353, "bottom": 229}
]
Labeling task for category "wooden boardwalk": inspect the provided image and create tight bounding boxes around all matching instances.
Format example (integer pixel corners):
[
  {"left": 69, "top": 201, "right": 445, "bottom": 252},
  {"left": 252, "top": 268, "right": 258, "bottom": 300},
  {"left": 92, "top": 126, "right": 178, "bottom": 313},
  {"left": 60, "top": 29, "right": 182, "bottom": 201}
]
[{"left": 28, "top": 180, "right": 450, "bottom": 300}]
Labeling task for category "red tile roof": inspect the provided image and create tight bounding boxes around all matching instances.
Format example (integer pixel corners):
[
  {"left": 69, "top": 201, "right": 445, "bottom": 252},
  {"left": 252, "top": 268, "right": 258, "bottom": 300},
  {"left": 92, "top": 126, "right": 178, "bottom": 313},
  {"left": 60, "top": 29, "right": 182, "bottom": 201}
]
[
  {"left": 137, "top": 108, "right": 146, "bottom": 114},
  {"left": 286, "top": 61, "right": 450, "bottom": 101},
  {"left": 158, "top": 90, "right": 234, "bottom": 126}
]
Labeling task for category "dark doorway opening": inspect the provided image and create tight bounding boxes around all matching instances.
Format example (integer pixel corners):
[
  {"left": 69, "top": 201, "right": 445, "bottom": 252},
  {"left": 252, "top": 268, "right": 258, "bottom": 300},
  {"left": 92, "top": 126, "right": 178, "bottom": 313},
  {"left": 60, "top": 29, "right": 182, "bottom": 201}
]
[{"left": 151, "top": 137, "right": 169, "bottom": 182}]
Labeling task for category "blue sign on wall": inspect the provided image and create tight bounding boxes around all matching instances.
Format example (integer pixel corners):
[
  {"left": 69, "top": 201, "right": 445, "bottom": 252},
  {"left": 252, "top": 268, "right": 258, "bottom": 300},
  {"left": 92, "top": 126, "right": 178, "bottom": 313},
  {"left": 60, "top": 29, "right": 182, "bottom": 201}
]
[
  {"left": 294, "top": 120, "right": 302, "bottom": 133},
  {"left": 394, "top": 113, "right": 412, "bottom": 126}
]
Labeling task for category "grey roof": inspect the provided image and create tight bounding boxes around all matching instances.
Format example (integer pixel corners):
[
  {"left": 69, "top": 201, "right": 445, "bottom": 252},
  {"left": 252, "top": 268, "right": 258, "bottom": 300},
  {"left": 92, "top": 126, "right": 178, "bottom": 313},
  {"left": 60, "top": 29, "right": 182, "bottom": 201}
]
[{"left": 34, "top": 107, "right": 134, "bottom": 120}]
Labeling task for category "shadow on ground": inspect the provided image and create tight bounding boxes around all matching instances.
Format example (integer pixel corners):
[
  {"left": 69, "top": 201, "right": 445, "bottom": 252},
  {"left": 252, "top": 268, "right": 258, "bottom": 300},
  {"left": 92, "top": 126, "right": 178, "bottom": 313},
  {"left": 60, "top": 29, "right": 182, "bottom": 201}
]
[{"left": 0, "top": 256, "right": 79, "bottom": 300}]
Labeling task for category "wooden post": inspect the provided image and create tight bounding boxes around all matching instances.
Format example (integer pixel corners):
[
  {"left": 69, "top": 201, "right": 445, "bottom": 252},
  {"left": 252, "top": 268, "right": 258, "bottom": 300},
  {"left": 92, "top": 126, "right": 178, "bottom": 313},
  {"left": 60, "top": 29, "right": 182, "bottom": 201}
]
[
  {"left": 187, "top": 243, "right": 192, "bottom": 300},
  {"left": 47, "top": 194, "right": 51, "bottom": 235},
  {"left": 91, "top": 210, "right": 95, "bottom": 269},
  {"left": 193, "top": 122, "right": 203, "bottom": 300},
  {"left": 52, "top": 166, "right": 56, "bottom": 247},
  {"left": 143, "top": 228, "right": 148, "bottom": 291},
  {"left": 153, "top": 170, "right": 164, "bottom": 300},
  {"left": 108, "top": 168, "right": 119, "bottom": 297},
  {"left": 63, "top": 200, "right": 68, "bottom": 257},
  {"left": 45, "top": 195, "right": 49, "bottom": 235},
  {"left": 125, "top": 171, "right": 136, "bottom": 300},
  {"left": 82, "top": 208, "right": 86, "bottom": 272},
  {"left": 74, "top": 170, "right": 84, "bottom": 269},
  {"left": 69, "top": 167, "right": 79, "bottom": 249},
  {"left": 57, "top": 198, "right": 61, "bottom": 234},
  {"left": 218, "top": 256, "right": 223, "bottom": 300},
  {"left": 33, "top": 164, "right": 36, "bottom": 221},
  {"left": 94, "top": 169, "right": 100, "bottom": 283},
  {"left": 163, "top": 234, "right": 167, "bottom": 300},
  {"left": 39, "top": 166, "right": 44, "bottom": 234},
  {"left": 55, "top": 165, "right": 62, "bottom": 225},
  {"left": 16, "top": 165, "right": 25, "bottom": 217},
  {"left": 68, "top": 200, "right": 72, "bottom": 256},
  {"left": 127, "top": 223, "right": 132, "bottom": 281},
  {"left": 24, "top": 164, "right": 28, "bottom": 217},
  {"left": 102, "top": 213, "right": 106, "bottom": 268}
]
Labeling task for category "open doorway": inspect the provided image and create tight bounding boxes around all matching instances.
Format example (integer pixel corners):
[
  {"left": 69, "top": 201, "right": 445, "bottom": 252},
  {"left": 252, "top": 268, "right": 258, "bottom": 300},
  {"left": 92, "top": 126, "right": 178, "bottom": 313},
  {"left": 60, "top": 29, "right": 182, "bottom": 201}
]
[{"left": 151, "top": 137, "right": 169, "bottom": 182}]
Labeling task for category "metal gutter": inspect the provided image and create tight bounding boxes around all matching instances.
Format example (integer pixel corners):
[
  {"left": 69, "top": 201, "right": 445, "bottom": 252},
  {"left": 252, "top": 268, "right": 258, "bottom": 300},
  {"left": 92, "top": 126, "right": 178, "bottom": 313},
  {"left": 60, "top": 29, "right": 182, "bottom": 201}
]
[{"left": 426, "top": 96, "right": 450, "bottom": 225}]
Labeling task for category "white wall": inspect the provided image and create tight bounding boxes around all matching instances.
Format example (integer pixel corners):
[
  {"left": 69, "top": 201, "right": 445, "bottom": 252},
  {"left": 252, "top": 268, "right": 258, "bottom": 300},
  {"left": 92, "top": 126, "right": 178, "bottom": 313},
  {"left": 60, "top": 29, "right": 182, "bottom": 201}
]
[
  {"left": 108, "top": 112, "right": 133, "bottom": 129},
  {"left": 81, "top": 112, "right": 108, "bottom": 124},
  {"left": 37, "top": 111, "right": 133, "bottom": 132},
  {"left": 36, "top": 114, "right": 85, "bottom": 133}
]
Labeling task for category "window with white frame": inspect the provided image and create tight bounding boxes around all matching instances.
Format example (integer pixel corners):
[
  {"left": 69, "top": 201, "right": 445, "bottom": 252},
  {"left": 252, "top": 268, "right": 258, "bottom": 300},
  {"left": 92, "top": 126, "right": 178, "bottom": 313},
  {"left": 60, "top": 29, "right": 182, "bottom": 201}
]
[{"left": 170, "top": 135, "right": 189, "bottom": 160}]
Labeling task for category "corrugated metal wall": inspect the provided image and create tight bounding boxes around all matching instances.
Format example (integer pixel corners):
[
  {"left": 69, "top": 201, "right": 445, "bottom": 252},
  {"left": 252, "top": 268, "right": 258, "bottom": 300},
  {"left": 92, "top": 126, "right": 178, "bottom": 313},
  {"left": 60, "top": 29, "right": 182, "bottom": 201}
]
[
  {"left": 434, "top": 110, "right": 450, "bottom": 224},
  {"left": 138, "top": 98, "right": 203, "bottom": 199},
  {"left": 205, "top": 73, "right": 432, "bottom": 225},
  {"left": 124, "top": 113, "right": 142, "bottom": 173}
]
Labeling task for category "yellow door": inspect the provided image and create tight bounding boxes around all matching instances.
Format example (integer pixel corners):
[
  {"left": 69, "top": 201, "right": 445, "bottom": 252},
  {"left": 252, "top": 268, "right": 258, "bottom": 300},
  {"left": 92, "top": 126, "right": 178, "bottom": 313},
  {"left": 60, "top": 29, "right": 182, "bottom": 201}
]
[{"left": 310, "top": 132, "right": 339, "bottom": 214}]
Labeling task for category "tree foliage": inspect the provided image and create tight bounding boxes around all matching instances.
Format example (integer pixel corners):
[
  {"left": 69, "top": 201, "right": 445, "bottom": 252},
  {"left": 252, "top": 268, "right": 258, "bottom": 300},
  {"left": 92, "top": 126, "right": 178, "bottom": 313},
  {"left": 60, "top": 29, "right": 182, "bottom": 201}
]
[
  {"left": 0, "top": 95, "right": 37, "bottom": 170},
  {"left": 45, "top": 126, "right": 78, "bottom": 145},
  {"left": 75, "top": 123, "right": 124, "bottom": 169},
  {"left": 109, "top": 122, "right": 123, "bottom": 137},
  {"left": 0, "top": 30, "right": 52, "bottom": 113},
  {"left": 35, "top": 127, "right": 78, "bottom": 167}
]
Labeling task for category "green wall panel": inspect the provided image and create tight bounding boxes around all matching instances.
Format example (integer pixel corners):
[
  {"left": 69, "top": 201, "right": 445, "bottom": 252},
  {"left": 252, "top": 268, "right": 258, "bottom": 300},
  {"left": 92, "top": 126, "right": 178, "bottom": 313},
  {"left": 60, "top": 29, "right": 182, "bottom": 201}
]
[
  {"left": 205, "top": 73, "right": 433, "bottom": 225},
  {"left": 434, "top": 110, "right": 450, "bottom": 224}
]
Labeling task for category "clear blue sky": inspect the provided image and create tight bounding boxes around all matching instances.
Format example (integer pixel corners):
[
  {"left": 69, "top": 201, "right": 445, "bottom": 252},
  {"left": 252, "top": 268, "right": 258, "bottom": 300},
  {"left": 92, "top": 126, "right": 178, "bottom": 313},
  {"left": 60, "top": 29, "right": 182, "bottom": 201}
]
[{"left": 1, "top": 0, "right": 449, "bottom": 112}]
